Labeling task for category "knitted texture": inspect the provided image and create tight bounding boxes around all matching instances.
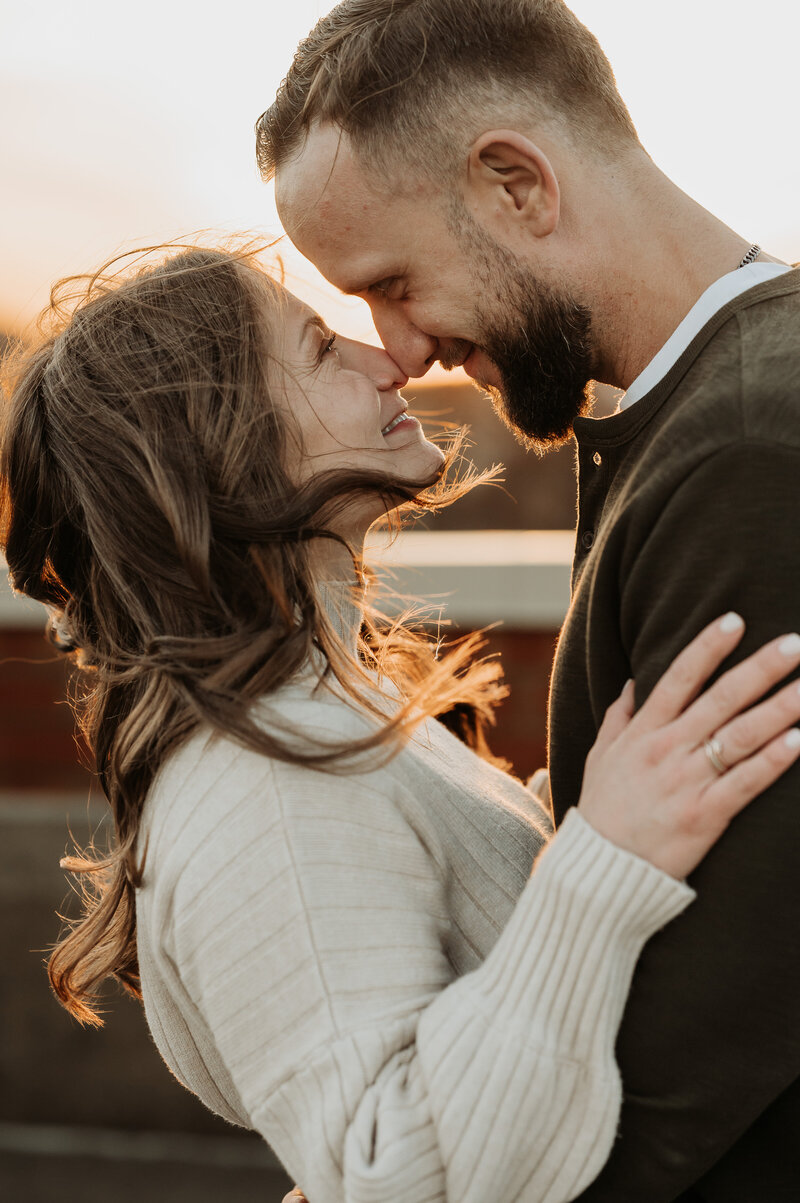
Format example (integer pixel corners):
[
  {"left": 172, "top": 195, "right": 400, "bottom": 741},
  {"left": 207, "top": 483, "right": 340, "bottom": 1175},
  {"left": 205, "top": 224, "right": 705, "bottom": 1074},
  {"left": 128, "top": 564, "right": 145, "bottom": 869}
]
[{"left": 136, "top": 667, "right": 693, "bottom": 1202}]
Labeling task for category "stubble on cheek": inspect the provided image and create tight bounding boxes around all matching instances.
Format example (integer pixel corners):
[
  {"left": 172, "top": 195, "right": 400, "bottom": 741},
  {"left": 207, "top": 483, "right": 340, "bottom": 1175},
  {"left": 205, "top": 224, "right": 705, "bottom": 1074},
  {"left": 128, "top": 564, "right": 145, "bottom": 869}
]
[{"left": 450, "top": 198, "right": 596, "bottom": 451}]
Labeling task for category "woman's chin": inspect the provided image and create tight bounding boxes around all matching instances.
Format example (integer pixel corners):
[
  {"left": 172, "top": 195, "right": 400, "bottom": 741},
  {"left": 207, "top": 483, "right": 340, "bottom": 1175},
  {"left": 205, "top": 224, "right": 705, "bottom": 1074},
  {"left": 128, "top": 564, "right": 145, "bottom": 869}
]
[
  {"left": 406, "top": 444, "right": 447, "bottom": 486},
  {"left": 385, "top": 435, "right": 445, "bottom": 478},
  {"left": 335, "top": 442, "right": 447, "bottom": 535}
]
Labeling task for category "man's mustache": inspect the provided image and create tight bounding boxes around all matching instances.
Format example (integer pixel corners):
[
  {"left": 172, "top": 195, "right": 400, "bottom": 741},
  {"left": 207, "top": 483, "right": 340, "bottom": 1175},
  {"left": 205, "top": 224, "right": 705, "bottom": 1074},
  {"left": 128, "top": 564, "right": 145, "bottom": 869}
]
[{"left": 437, "top": 339, "right": 473, "bottom": 371}]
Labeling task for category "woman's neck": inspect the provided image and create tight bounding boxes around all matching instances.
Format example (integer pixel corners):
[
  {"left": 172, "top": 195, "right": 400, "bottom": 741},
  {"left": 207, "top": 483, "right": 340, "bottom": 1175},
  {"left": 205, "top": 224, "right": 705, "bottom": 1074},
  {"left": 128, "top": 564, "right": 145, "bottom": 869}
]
[{"left": 307, "top": 530, "right": 363, "bottom": 583}]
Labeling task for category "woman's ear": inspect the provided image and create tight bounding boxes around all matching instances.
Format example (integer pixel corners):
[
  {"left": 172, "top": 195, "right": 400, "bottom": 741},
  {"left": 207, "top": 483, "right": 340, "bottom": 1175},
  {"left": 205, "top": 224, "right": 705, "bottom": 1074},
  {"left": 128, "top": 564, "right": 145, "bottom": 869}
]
[{"left": 465, "top": 129, "right": 561, "bottom": 239}]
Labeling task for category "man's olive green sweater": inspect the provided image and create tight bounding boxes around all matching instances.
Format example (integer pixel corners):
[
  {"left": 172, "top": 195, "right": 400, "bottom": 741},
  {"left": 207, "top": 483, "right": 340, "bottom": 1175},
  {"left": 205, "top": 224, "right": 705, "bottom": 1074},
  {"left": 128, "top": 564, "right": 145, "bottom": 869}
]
[{"left": 549, "top": 269, "right": 800, "bottom": 1202}]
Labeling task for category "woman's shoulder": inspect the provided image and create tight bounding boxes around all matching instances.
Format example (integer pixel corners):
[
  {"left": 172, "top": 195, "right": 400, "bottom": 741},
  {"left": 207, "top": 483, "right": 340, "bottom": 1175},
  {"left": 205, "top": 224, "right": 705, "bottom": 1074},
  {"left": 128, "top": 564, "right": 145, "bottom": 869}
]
[
  {"left": 138, "top": 677, "right": 406, "bottom": 886},
  {"left": 151, "top": 667, "right": 386, "bottom": 796},
  {"left": 138, "top": 665, "right": 545, "bottom": 918}
]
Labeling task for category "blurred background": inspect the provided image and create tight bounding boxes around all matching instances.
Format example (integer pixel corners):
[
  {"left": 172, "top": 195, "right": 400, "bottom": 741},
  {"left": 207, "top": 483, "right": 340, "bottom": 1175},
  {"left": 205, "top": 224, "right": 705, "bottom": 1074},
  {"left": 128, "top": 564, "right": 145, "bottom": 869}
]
[{"left": 2, "top": 1, "right": 798, "bottom": 1198}]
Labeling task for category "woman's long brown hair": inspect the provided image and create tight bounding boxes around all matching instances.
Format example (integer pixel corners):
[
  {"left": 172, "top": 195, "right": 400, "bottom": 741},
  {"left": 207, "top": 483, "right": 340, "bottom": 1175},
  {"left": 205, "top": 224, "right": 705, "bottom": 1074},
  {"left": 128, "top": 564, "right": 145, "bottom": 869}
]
[{"left": 0, "top": 241, "right": 506, "bottom": 1025}]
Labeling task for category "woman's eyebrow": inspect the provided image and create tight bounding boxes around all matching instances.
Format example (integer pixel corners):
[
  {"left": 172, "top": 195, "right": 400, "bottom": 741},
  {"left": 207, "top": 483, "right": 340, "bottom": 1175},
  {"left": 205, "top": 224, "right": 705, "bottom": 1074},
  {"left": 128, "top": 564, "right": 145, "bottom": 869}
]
[{"left": 301, "top": 314, "right": 330, "bottom": 343}]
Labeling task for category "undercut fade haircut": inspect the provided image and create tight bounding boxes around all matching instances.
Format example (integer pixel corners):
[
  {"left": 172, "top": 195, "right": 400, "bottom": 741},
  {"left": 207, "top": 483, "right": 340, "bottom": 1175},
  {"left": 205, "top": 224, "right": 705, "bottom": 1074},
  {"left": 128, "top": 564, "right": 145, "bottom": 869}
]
[{"left": 256, "top": 0, "right": 641, "bottom": 183}]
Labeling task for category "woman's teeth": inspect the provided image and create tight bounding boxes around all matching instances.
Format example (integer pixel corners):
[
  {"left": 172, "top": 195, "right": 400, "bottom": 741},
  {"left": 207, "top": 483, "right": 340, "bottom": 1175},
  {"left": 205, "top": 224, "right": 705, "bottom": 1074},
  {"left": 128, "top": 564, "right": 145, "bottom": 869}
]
[{"left": 381, "top": 413, "right": 409, "bottom": 435}]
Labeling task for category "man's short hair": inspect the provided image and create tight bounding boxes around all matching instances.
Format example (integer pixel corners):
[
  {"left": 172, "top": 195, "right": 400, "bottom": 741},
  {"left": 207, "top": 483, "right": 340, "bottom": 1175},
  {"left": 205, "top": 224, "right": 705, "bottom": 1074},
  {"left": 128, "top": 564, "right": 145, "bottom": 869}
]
[{"left": 256, "top": 0, "right": 641, "bottom": 183}]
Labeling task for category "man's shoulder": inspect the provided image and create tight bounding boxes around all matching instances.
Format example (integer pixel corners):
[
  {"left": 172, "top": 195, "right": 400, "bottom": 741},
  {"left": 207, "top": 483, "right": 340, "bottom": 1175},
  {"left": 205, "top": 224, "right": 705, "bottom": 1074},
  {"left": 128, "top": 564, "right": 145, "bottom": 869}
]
[
  {"left": 656, "top": 276, "right": 800, "bottom": 453},
  {"left": 735, "top": 275, "right": 800, "bottom": 438}
]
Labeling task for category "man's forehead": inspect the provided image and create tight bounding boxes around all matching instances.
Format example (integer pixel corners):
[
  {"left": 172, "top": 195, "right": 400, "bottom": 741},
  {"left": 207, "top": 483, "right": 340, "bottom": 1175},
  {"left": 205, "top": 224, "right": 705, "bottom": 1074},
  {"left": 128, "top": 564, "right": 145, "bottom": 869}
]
[
  {"left": 276, "top": 124, "right": 402, "bottom": 287},
  {"left": 277, "top": 126, "right": 375, "bottom": 231},
  {"left": 276, "top": 124, "right": 342, "bottom": 205}
]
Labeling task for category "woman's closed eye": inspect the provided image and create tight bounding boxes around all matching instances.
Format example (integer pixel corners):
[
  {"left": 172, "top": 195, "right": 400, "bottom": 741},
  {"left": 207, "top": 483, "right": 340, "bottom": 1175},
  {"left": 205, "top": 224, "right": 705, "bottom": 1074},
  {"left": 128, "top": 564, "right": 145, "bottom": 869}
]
[{"left": 317, "top": 332, "right": 338, "bottom": 363}]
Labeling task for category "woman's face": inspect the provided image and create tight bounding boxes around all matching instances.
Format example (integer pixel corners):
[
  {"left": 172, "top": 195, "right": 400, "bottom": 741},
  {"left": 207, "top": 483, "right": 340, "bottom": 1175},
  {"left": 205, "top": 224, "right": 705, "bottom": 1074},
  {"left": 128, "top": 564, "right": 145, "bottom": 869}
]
[{"left": 271, "top": 287, "right": 446, "bottom": 536}]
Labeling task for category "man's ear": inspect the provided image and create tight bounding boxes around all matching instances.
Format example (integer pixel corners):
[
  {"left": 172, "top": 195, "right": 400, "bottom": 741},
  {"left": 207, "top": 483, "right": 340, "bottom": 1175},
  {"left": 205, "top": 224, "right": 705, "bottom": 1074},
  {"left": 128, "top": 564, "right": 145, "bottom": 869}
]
[{"left": 466, "top": 129, "right": 560, "bottom": 238}]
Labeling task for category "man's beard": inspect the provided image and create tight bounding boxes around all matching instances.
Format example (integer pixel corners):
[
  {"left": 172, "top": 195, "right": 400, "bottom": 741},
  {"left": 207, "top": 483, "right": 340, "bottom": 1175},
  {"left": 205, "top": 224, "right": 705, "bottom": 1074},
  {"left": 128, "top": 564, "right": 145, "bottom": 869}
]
[
  {"left": 477, "top": 284, "right": 595, "bottom": 454},
  {"left": 453, "top": 207, "right": 596, "bottom": 454}
]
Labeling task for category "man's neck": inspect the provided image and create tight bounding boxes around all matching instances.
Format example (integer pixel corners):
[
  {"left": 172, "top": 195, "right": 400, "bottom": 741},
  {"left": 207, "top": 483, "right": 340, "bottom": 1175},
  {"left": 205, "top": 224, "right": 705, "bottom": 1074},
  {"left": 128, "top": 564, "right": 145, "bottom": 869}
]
[{"left": 585, "top": 164, "right": 788, "bottom": 390}]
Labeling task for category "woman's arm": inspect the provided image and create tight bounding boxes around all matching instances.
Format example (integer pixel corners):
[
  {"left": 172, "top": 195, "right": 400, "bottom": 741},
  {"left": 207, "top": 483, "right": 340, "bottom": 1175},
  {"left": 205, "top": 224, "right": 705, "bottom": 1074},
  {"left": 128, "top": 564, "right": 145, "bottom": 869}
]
[
  {"left": 170, "top": 786, "right": 689, "bottom": 1203},
  {"left": 162, "top": 616, "right": 800, "bottom": 1203}
]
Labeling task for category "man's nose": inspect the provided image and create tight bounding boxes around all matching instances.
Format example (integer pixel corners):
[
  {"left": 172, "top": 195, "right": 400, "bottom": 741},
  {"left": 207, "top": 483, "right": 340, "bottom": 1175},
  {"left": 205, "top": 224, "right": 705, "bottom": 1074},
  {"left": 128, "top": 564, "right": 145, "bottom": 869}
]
[{"left": 370, "top": 305, "right": 440, "bottom": 380}]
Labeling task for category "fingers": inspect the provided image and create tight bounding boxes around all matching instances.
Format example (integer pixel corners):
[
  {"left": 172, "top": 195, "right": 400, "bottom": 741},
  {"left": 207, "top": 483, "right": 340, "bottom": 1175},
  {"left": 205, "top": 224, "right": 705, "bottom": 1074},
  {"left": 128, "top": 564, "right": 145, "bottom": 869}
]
[
  {"left": 701, "top": 678, "right": 800, "bottom": 770},
  {"left": 675, "top": 632, "right": 800, "bottom": 747},
  {"left": 579, "top": 616, "right": 800, "bottom": 881},
  {"left": 703, "top": 727, "right": 800, "bottom": 821},
  {"left": 636, "top": 612, "right": 747, "bottom": 730}
]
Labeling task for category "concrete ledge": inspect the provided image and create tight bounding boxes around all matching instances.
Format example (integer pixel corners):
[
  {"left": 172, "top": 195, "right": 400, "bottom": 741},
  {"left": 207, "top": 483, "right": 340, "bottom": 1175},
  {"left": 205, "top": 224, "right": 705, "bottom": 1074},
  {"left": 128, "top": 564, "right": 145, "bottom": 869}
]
[
  {"left": 1, "top": 531, "right": 574, "bottom": 631},
  {"left": 0, "top": 793, "right": 100, "bottom": 821},
  {"left": 367, "top": 529, "right": 573, "bottom": 628},
  {"left": 0, "top": 1121, "right": 280, "bottom": 1169}
]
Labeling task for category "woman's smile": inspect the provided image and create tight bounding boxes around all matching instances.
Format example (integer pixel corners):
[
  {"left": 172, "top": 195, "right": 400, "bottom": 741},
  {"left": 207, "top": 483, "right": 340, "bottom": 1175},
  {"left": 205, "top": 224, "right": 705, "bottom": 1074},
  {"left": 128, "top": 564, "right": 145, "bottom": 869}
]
[
  {"left": 273, "top": 287, "right": 446, "bottom": 510},
  {"left": 382, "top": 413, "right": 420, "bottom": 438}
]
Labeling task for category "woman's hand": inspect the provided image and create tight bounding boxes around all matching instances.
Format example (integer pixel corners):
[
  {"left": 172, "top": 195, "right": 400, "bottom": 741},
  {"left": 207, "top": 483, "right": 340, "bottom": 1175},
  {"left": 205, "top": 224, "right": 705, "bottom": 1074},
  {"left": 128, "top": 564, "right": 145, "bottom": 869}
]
[{"left": 578, "top": 613, "right": 800, "bottom": 878}]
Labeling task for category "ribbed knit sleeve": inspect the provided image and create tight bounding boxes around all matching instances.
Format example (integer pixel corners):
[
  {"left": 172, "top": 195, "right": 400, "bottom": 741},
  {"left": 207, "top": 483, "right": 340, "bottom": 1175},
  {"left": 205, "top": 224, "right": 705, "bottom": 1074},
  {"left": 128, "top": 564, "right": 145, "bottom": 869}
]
[{"left": 159, "top": 744, "right": 693, "bottom": 1203}]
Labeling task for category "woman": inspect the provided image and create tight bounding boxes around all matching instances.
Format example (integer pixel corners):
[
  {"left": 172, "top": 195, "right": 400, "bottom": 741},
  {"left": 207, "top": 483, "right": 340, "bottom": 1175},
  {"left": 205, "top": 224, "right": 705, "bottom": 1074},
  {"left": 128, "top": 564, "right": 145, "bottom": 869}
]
[{"left": 2, "top": 243, "right": 799, "bottom": 1203}]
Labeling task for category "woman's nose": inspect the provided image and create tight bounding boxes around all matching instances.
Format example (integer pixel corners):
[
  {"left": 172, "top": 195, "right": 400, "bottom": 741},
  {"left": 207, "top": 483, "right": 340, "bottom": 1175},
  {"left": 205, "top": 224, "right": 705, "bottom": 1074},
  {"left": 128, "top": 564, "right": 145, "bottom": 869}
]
[
  {"left": 369, "top": 306, "right": 440, "bottom": 381},
  {"left": 338, "top": 336, "right": 409, "bottom": 391}
]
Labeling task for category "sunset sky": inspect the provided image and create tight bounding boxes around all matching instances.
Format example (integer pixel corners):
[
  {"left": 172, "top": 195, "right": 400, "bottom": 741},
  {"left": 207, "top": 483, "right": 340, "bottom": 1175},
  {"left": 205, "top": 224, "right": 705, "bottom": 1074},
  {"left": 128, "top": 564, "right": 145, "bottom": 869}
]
[{"left": 2, "top": 0, "right": 798, "bottom": 380}]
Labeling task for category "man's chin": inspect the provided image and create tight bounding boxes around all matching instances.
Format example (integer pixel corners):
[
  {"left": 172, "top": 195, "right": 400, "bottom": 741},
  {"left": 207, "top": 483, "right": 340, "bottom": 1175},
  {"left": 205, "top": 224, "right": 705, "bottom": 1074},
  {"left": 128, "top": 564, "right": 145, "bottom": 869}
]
[{"left": 462, "top": 344, "right": 592, "bottom": 451}]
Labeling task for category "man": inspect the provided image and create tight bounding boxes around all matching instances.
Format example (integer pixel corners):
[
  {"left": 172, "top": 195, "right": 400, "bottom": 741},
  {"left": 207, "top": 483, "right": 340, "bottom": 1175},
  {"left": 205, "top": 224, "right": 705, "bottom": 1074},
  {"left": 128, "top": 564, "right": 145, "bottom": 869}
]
[{"left": 260, "top": 1, "right": 800, "bottom": 1198}]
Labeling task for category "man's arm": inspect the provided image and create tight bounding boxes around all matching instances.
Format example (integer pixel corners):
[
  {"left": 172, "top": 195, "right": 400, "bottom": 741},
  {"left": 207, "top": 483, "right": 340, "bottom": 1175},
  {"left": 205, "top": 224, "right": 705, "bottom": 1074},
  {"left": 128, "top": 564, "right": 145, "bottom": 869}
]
[{"left": 577, "top": 441, "right": 800, "bottom": 1201}]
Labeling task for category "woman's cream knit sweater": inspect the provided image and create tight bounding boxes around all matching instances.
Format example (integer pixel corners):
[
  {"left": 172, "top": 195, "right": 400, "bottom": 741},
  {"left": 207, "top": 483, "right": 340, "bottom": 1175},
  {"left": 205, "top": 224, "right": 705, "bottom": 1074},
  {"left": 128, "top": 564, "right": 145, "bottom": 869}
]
[{"left": 136, "top": 627, "right": 694, "bottom": 1203}]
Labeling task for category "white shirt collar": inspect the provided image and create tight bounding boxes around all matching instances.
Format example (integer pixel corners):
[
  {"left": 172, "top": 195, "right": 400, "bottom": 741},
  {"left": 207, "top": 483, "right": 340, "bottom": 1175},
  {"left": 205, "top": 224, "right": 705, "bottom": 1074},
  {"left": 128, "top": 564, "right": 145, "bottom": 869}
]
[{"left": 619, "top": 262, "right": 793, "bottom": 411}]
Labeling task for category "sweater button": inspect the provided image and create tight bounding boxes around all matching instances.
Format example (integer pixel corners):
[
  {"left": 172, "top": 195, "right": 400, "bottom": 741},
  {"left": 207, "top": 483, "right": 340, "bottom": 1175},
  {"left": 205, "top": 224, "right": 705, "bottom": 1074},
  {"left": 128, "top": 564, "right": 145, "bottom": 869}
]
[
  {"left": 593, "top": 451, "right": 602, "bottom": 467},
  {"left": 581, "top": 530, "right": 595, "bottom": 550}
]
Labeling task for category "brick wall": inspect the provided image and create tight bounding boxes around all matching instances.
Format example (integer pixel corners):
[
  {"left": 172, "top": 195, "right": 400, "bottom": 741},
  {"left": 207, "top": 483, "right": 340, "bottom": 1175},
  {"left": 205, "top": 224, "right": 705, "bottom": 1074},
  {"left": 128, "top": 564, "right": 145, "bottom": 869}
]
[
  {"left": 0, "top": 629, "right": 92, "bottom": 793},
  {"left": 0, "top": 623, "right": 557, "bottom": 793}
]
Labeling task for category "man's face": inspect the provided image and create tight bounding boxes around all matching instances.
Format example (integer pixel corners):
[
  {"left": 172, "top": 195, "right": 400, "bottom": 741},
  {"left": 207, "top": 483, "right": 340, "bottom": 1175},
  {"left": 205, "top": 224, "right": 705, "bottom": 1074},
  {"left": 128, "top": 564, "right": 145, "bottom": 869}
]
[{"left": 276, "top": 124, "right": 596, "bottom": 452}]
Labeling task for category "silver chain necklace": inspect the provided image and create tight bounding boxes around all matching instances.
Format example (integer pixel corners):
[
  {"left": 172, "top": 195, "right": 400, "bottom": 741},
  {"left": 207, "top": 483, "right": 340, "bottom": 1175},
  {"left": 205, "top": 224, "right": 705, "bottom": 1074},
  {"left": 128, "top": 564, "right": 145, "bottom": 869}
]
[{"left": 737, "top": 243, "right": 761, "bottom": 268}]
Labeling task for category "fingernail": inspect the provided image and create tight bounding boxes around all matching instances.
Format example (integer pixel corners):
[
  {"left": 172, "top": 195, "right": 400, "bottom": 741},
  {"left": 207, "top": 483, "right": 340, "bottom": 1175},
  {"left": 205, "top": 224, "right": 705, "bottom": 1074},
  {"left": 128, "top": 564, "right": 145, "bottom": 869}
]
[
  {"left": 720, "top": 612, "right": 745, "bottom": 633},
  {"left": 779, "top": 633, "right": 800, "bottom": 657},
  {"left": 785, "top": 729, "right": 800, "bottom": 749}
]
